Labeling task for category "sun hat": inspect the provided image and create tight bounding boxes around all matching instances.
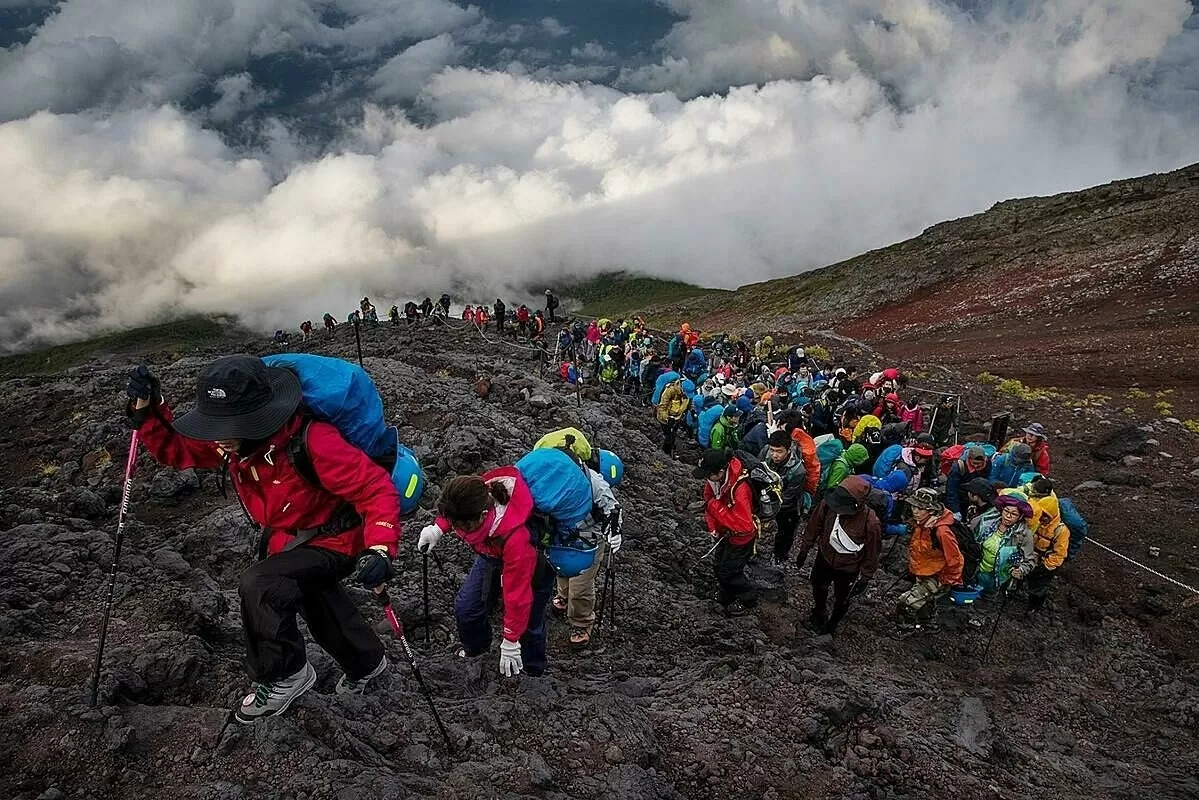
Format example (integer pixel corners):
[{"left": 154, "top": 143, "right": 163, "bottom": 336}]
[{"left": 171, "top": 355, "right": 301, "bottom": 442}]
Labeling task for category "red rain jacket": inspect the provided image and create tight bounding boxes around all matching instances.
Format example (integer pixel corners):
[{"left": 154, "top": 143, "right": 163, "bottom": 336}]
[
  {"left": 704, "top": 456, "right": 758, "bottom": 546},
  {"left": 137, "top": 403, "right": 401, "bottom": 558},
  {"left": 435, "top": 466, "right": 539, "bottom": 643}
]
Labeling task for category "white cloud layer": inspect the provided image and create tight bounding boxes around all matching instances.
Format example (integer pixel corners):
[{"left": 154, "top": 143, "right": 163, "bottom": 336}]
[{"left": 1, "top": 0, "right": 1197, "bottom": 350}]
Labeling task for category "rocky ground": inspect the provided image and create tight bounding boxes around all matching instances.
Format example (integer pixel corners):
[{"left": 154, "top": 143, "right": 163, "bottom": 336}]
[{"left": 1, "top": 317, "right": 1198, "bottom": 800}]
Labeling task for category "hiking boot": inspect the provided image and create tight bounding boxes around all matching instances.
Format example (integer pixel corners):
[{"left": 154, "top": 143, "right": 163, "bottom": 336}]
[
  {"left": 235, "top": 663, "right": 317, "bottom": 724},
  {"left": 725, "top": 600, "right": 753, "bottom": 617},
  {"left": 335, "top": 656, "right": 389, "bottom": 695}
]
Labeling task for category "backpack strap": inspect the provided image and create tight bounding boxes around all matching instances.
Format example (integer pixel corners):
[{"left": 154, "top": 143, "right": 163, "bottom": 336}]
[{"left": 280, "top": 418, "right": 363, "bottom": 553}]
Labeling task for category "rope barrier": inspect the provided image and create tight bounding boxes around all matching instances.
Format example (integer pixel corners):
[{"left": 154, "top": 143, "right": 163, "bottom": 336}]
[{"left": 1085, "top": 538, "right": 1199, "bottom": 596}]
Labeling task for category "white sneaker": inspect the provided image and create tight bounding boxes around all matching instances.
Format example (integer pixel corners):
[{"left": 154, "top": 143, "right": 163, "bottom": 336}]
[
  {"left": 334, "top": 656, "right": 388, "bottom": 695},
  {"left": 235, "top": 663, "right": 317, "bottom": 724}
]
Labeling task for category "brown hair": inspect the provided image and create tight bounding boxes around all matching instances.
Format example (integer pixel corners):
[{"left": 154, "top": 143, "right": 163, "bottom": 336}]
[{"left": 437, "top": 475, "right": 509, "bottom": 526}]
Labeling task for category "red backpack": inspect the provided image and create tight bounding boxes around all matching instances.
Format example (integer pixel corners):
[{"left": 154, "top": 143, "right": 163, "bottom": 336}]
[{"left": 939, "top": 444, "right": 965, "bottom": 476}]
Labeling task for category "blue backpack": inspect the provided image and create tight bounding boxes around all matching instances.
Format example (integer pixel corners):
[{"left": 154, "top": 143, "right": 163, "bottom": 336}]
[
  {"left": 872, "top": 443, "right": 903, "bottom": 479},
  {"left": 514, "top": 448, "right": 595, "bottom": 531},
  {"left": 262, "top": 354, "right": 425, "bottom": 514},
  {"left": 1059, "top": 497, "right": 1088, "bottom": 560}
]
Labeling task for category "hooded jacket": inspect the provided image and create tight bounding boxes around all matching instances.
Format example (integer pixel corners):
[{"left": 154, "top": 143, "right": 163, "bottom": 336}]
[
  {"left": 138, "top": 405, "right": 400, "bottom": 559},
  {"left": 656, "top": 380, "right": 691, "bottom": 423},
  {"left": 789, "top": 428, "right": 821, "bottom": 495},
  {"left": 990, "top": 451, "right": 1035, "bottom": 487},
  {"left": 909, "top": 508, "right": 964, "bottom": 586},
  {"left": 900, "top": 403, "right": 924, "bottom": 433},
  {"left": 874, "top": 448, "right": 926, "bottom": 495},
  {"left": 1029, "top": 495, "right": 1071, "bottom": 571},
  {"left": 709, "top": 414, "right": 740, "bottom": 450},
  {"left": 851, "top": 415, "right": 883, "bottom": 443},
  {"left": 433, "top": 467, "right": 539, "bottom": 642},
  {"left": 946, "top": 457, "right": 992, "bottom": 514},
  {"left": 825, "top": 444, "right": 870, "bottom": 490},
  {"left": 762, "top": 444, "right": 808, "bottom": 509},
  {"left": 797, "top": 476, "right": 882, "bottom": 577},
  {"left": 970, "top": 512, "right": 1035, "bottom": 582},
  {"left": 703, "top": 456, "right": 758, "bottom": 546},
  {"left": 697, "top": 404, "right": 726, "bottom": 447}
]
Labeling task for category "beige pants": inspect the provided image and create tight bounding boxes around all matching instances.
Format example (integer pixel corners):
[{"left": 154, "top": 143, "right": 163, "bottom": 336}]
[
  {"left": 897, "top": 576, "right": 946, "bottom": 619},
  {"left": 555, "top": 539, "right": 608, "bottom": 631}
]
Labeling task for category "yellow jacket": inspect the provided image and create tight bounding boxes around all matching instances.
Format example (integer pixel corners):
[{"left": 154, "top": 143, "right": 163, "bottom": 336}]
[
  {"left": 656, "top": 381, "right": 691, "bottom": 423},
  {"left": 1030, "top": 495, "right": 1070, "bottom": 570}
]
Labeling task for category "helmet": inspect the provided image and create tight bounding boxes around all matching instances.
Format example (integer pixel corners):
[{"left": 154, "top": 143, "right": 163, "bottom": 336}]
[
  {"left": 598, "top": 449, "right": 624, "bottom": 486},
  {"left": 546, "top": 543, "right": 599, "bottom": 578}
]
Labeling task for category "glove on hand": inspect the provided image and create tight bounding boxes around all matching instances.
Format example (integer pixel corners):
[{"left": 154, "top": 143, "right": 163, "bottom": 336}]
[
  {"left": 417, "top": 524, "right": 443, "bottom": 553},
  {"left": 850, "top": 580, "right": 869, "bottom": 598},
  {"left": 499, "top": 639, "right": 523, "bottom": 677},
  {"left": 354, "top": 549, "right": 393, "bottom": 589},
  {"left": 606, "top": 506, "right": 623, "bottom": 554},
  {"left": 126, "top": 365, "right": 161, "bottom": 403},
  {"left": 1009, "top": 566, "right": 1025, "bottom": 581}
]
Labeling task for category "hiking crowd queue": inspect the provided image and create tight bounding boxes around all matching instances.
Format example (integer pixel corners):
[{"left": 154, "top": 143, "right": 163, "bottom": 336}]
[
  {"left": 124, "top": 355, "right": 624, "bottom": 725},
  {"left": 634, "top": 321, "right": 1085, "bottom": 636}
]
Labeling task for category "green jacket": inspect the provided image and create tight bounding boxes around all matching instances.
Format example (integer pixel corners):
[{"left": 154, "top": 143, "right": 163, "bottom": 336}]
[{"left": 710, "top": 417, "right": 740, "bottom": 450}]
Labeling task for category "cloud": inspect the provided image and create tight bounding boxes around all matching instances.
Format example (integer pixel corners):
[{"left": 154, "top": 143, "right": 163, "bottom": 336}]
[{"left": 0, "top": 0, "right": 1197, "bottom": 351}]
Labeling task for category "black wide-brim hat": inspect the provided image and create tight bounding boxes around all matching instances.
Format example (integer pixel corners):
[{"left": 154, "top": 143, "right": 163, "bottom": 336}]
[
  {"left": 172, "top": 355, "right": 302, "bottom": 441},
  {"left": 824, "top": 486, "right": 862, "bottom": 515}
]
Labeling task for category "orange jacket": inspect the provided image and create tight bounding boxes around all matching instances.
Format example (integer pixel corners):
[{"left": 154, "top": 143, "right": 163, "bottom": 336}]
[
  {"left": 789, "top": 428, "right": 821, "bottom": 496},
  {"left": 909, "top": 509, "right": 964, "bottom": 586}
]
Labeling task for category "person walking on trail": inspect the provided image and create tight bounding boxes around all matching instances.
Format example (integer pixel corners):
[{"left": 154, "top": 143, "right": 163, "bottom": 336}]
[
  {"left": 125, "top": 357, "right": 400, "bottom": 723},
  {"left": 545, "top": 289, "right": 560, "bottom": 323},
  {"left": 928, "top": 395, "right": 957, "bottom": 446},
  {"left": 794, "top": 476, "right": 882, "bottom": 635},
  {"left": 694, "top": 449, "right": 759, "bottom": 617},
  {"left": 970, "top": 493, "right": 1035, "bottom": 596},
  {"left": 404, "top": 301, "right": 419, "bottom": 325},
  {"left": 516, "top": 305, "right": 530, "bottom": 337},
  {"left": 946, "top": 445, "right": 992, "bottom": 519},
  {"left": 1007, "top": 422, "right": 1051, "bottom": 476},
  {"left": 420, "top": 297, "right": 434, "bottom": 318},
  {"left": 990, "top": 442, "right": 1035, "bottom": 487},
  {"left": 656, "top": 375, "right": 691, "bottom": 457},
  {"left": 709, "top": 406, "right": 741, "bottom": 451},
  {"left": 438, "top": 294, "right": 452, "bottom": 316},
  {"left": 551, "top": 466, "right": 623, "bottom": 648},
  {"left": 824, "top": 443, "right": 870, "bottom": 491},
  {"left": 416, "top": 471, "right": 555, "bottom": 678},
  {"left": 323, "top": 313, "right": 337, "bottom": 335},
  {"left": 300, "top": 320, "right": 313, "bottom": 341},
  {"left": 897, "top": 488, "right": 963, "bottom": 631},
  {"left": 1025, "top": 490, "right": 1071, "bottom": 616},
  {"left": 494, "top": 299, "right": 506, "bottom": 333},
  {"left": 763, "top": 429, "right": 810, "bottom": 565}
]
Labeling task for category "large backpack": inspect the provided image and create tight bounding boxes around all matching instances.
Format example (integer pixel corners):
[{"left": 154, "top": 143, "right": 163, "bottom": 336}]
[
  {"left": 1058, "top": 497, "right": 1088, "bottom": 561},
  {"left": 262, "top": 354, "right": 425, "bottom": 514},
  {"left": 535, "top": 427, "right": 593, "bottom": 465},
  {"left": 732, "top": 451, "right": 783, "bottom": 520},
  {"left": 514, "top": 448, "right": 595, "bottom": 535},
  {"left": 814, "top": 434, "right": 844, "bottom": 490},
  {"left": 930, "top": 519, "right": 984, "bottom": 588}
]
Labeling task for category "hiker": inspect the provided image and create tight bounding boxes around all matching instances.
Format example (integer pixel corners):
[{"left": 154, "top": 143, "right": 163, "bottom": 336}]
[
  {"left": 545, "top": 289, "right": 560, "bottom": 323},
  {"left": 1025, "top": 491, "right": 1071, "bottom": 615},
  {"left": 551, "top": 463, "right": 623, "bottom": 647},
  {"left": 494, "top": 299, "right": 506, "bottom": 333},
  {"left": 928, "top": 396, "right": 957, "bottom": 446},
  {"left": 462, "top": 305, "right": 475, "bottom": 323},
  {"left": 946, "top": 445, "right": 992, "bottom": 518},
  {"left": 299, "top": 321, "right": 313, "bottom": 341},
  {"left": 273, "top": 329, "right": 290, "bottom": 345},
  {"left": 656, "top": 374, "right": 691, "bottom": 456},
  {"left": 990, "top": 442, "right": 1035, "bottom": 487},
  {"left": 900, "top": 397, "right": 924, "bottom": 433},
  {"left": 873, "top": 442, "right": 934, "bottom": 500},
  {"left": 753, "top": 335, "right": 775, "bottom": 362},
  {"left": 416, "top": 470, "right": 554, "bottom": 677},
  {"left": 404, "top": 301, "right": 419, "bottom": 325},
  {"left": 323, "top": 313, "right": 336, "bottom": 334},
  {"left": 1009, "top": 422, "right": 1051, "bottom": 475},
  {"left": 531, "top": 310, "right": 546, "bottom": 341},
  {"left": 389, "top": 305, "right": 400, "bottom": 325},
  {"left": 763, "top": 430, "right": 812, "bottom": 565},
  {"left": 421, "top": 297, "right": 434, "bottom": 318},
  {"left": 516, "top": 305, "right": 530, "bottom": 336},
  {"left": 824, "top": 443, "right": 869, "bottom": 490},
  {"left": 897, "top": 488, "right": 963, "bottom": 629},
  {"left": 438, "top": 294, "right": 451, "bottom": 316},
  {"left": 709, "top": 406, "right": 741, "bottom": 451},
  {"left": 694, "top": 450, "right": 759, "bottom": 616},
  {"left": 962, "top": 477, "right": 998, "bottom": 527},
  {"left": 795, "top": 476, "right": 882, "bottom": 634},
  {"left": 476, "top": 305, "right": 490, "bottom": 326},
  {"left": 970, "top": 493, "right": 1035, "bottom": 596},
  {"left": 126, "top": 357, "right": 400, "bottom": 722}
]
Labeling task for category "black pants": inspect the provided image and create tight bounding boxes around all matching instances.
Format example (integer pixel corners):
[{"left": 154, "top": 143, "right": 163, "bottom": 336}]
[
  {"left": 774, "top": 507, "right": 801, "bottom": 561},
  {"left": 811, "top": 554, "right": 855, "bottom": 631},
  {"left": 714, "top": 538, "right": 757, "bottom": 608},
  {"left": 660, "top": 419, "right": 680, "bottom": 455},
  {"left": 1026, "top": 564, "right": 1056, "bottom": 610},
  {"left": 239, "top": 547, "right": 383, "bottom": 683},
  {"left": 496, "top": 317, "right": 504, "bottom": 333}
]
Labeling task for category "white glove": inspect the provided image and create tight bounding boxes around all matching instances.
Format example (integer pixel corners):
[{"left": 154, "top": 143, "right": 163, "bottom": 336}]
[
  {"left": 499, "top": 639, "right": 523, "bottom": 677},
  {"left": 606, "top": 506, "right": 623, "bottom": 554},
  {"left": 766, "top": 421, "right": 782, "bottom": 435},
  {"left": 952, "top": 512, "right": 962, "bottom": 522},
  {"left": 608, "top": 531, "right": 623, "bottom": 554},
  {"left": 417, "top": 524, "right": 443, "bottom": 553}
]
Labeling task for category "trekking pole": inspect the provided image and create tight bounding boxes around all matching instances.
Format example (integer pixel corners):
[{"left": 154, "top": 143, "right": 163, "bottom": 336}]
[
  {"left": 595, "top": 552, "right": 616, "bottom": 630},
  {"left": 422, "top": 552, "right": 431, "bottom": 644},
  {"left": 353, "top": 318, "right": 365, "bottom": 369},
  {"left": 377, "top": 587, "right": 455, "bottom": 753},
  {"left": 980, "top": 583, "right": 1013, "bottom": 663},
  {"left": 89, "top": 430, "right": 139, "bottom": 707}
]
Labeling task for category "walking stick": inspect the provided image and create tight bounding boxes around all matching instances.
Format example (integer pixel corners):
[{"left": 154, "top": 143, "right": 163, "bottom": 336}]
[
  {"left": 422, "top": 552, "right": 431, "bottom": 644},
  {"left": 980, "top": 582, "right": 1013, "bottom": 663},
  {"left": 89, "top": 430, "right": 139, "bottom": 707},
  {"left": 595, "top": 552, "right": 616, "bottom": 630},
  {"left": 353, "top": 317, "right": 365, "bottom": 369},
  {"left": 377, "top": 588, "right": 455, "bottom": 753}
]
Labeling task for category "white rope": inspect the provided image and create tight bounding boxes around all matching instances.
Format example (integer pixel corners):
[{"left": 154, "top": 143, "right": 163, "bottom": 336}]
[{"left": 1087, "top": 537, "right": 1199, "bottom": 595}]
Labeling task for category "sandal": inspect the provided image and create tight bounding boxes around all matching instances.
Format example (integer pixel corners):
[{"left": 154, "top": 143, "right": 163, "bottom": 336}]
[
  {"left": 552, "top": 595, "right": 568, "bottom": 615},
  {"left": 569, "top": 627, "right": 591, "bottom": 647}
]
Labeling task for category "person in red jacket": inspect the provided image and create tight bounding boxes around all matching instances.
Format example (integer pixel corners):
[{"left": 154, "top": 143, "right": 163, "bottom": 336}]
[
  {"left": 1017, "top": 422, "right": 1052, "bottom": 475},
  {"left": 415, "top": 470, "right": 554, "bottom": 677},
  {"left": 694, "top": 449, "right": 759, "bottom": 616},
  {"left": 126, "top": 357, "right": 401, "bottom": 723}
]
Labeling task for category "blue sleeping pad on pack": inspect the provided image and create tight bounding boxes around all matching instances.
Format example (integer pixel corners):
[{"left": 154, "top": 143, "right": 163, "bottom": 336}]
[{"left": 514, "top": 448, "right": 594, "bottom": 530}]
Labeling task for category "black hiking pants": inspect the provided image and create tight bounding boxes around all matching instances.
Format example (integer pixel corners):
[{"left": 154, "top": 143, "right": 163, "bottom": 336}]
[
  {"left": 714, "top": 538, "right": 757, "bottom": 608},
  {"left": 239, "top": 547, "right": 383, "bottom": 683},
  {"left": 1026, "top": 564, "right": 1056, "bottom": 611},
  {"left": 660, "top": 419, "right": 681, "bottom": 455},
  {"left": 810, "top": 553, "right": 855, "bottom": 631},
  {"left": 773, "top": 507, "right": 801, "bottom": 562}
]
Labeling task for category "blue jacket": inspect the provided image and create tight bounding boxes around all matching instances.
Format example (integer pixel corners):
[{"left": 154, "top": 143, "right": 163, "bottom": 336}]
[
  {"left": 652, "top": 371, "right": 681, "bottom": 405},
  {"left": 668, "top": 334, "right": 685, "bottom": 360},
  {"left": 741, "top": 421, "right": 769, "bottom": 454},
  {"left": 698, "top": 404, "right": 725, "bottom": 448},
  {"left": 990, "top": 453, "right": 1034, "bottom": 488},
  {"left": 945, "top": 459, "right": 991, "bottom": 514},
  {"left": 872, "top": 444, "right": 903, "bottom": 479},
  {"left": 684, "top": 349, "right": 708, "bottom": 376},
  {"left": 1059, "top": 497, "right": 1088, "bottom": 560}
]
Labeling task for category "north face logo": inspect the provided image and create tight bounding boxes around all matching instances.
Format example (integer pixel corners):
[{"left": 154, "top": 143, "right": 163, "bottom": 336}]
[{"left": 207, "top": 388, "right": 227, "bottom": 399}]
